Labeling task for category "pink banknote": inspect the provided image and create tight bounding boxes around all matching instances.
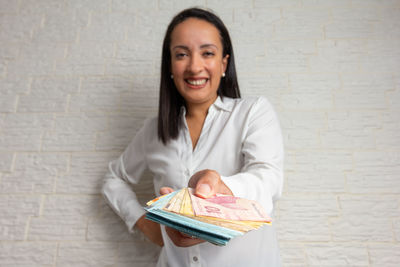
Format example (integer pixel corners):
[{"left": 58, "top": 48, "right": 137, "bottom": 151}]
[{"left": 188, "top": 188, "right": 271, "bottom": 222}]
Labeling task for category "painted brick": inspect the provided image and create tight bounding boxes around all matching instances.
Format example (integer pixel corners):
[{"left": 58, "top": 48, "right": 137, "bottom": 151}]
[
  {"left": 280, "top": 110, "right": 325, "bottom": 149},
  {"left": 96, "top": 115, "right": 148, "bottom": 151},
  {"left": 281, "top": 73, "right": 338, "bottom": 110},
  {"left": 369, "top": 244, "right": 400, "bottom": 267},
  {"left": 286, "top": 172, "right": 346, "bottom": 193},
  {"left": 347, "top": 151, "right": 400, "bottom": 194},
  {"left": 294, "top": 151, "right": 353, "bottom": 172},
  {"left": 302, "top": 0, "right": 350, "bottom": 7},
  {"left": 0, "top": 195, "right": 41, "bottom": 240},
  {"left": 0, "top": 91, "right": 17, "bottom": 112},
  {"left": 160, "top": 0, "right": 207, "bottom": 11},
  {"left": 277, "top": 216, "right": 331, "bottom": 241},
  {"left": 321, "top": 111, "right": 381, "bottom": 149},
  {"left": 339, "top": 195, "right": 399, "bottom": 217},
  {"left": 69, "top": 76, "right": 132, "bottom": 112},
  {"left": 0, "top": 14, "right": 42, "bottom": 42},
  {"left": 80, "top": 13, "right": 135, "bottom": 42},
  {"left": 278, "top": 195, "right": 339, "bottom": 219},
  {"left": 331, "top": 215, "right": 393, "bottom": 242},
  {"left": 43, "top": 195, "right": 101, "bottom": 217},
  {"left": 306, "top": 244, "right": 368, "bottom": 266},
  {"left": 278, "top": 242, "right": 307, "bottom": 267},
  {"left": 6, "top": 43, "right": 66, "bottom": 77},
  {"left": 0, "top": 0, "right": 19, "bottom": 13},
  {"left": 254, "top": 0, "right": 301, "bottom": 8},
  {"left": 0, "top": 113, "right": 54, "bottom": 151},
  {"left": 274, "top": 8, "right": 329, "bottom": 40},
  {"left": 18, "top": 0, "right": 66, "bottom": 13},
  {"left": 113, "top": 0, "right": 158, "bottom": 12},
  {"left": 33, "top": 8, "right": 86, "bottom": 43},
  {"left": 207, "top": 0, "right": 252, "bottom": 9},
  {"left": 117, "top": 241, "right": 161, "bottom": 265},
  {"left": 68, "top": 0, "right": 111, "bottom": 13},
  {"left": 56, "top": 242, "right": 117, "bottom": 267},
  {"left": 337, "top": 73, "right": 392, "bottom": 109},
  {"left": 373, "top": 7, "right": 400, "bottom": 40},
  {"left": 326, "top": 7, "right": 378, "bottom": 39},
  {"left": 258, "top": 40, "right": 315, "bottom": 73},
  {"left": 0, "top": 153, "right": 68, "bottom": 193},
  {"left": 231, "top": 8, "right": 280, "bottom": 41},
  {"left": 57, "top": 152, "right": 119, "bottom": 194},
  {"left": 363, "top": 38, "right": 400, "bottom": 72},
  {"left": 29, "top": 215, "right": 87, "bottom": 241},
  {"left": 239, "top": 73, "right": 289, "bottom": 108},
  {"left": 0, "top": 152, "right": 13, "bottom": 171},
  {"left": 18, "top": 77, "right": 79, "bottom": 112},
  {"left": 394, "top": 219, "right": 400, "bottom": 241},
  {"left": 0, "top": 242, "right": 56, "bottom": 266},
  {"left": 42, "top": 112, "right": 107, "bottom": 151},
  {"left": 309, "top": 40, "right": 365, "bottom": 72},
  {"left": 56, "top": 42, "right": 114, "bottom": 75},
  {"left": 0, "top": 45, "right": 19, "bottom": 59},
  {"left": 376, "top": 109, "right": 400, "bottom": 150}
]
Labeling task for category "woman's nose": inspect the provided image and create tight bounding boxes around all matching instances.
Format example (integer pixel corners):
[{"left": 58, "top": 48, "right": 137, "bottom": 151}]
[{"left": 187, "top": 54, "right": 203, "bottom": 73}]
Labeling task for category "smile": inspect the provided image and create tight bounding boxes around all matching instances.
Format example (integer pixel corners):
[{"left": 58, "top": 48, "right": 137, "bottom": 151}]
[{"left": 186, "top": 79, "right": 208, "bottom": 86}]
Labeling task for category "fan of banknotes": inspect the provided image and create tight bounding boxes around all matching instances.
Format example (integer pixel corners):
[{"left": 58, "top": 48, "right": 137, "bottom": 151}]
[{"left": 145, "top": 187, "right": 272, "bottom": 246}]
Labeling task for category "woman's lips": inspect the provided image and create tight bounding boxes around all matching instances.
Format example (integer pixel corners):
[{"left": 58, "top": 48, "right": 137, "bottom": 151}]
[{"left": 185, "top": 78, "right": 208, "bottom": 88}]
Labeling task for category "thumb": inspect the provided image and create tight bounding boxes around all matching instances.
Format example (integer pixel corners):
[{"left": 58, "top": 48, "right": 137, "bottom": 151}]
[
  {"left": 160, "top": 187, "right": 174, "bottom": 195},
  {"left": 195, "top": 178, "right": 218, "bottom": 199}
]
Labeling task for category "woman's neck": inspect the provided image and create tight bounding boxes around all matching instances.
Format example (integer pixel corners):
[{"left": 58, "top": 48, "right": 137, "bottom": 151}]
[{"left": 185, "top": 95, "right": 217, "bottom": 119}]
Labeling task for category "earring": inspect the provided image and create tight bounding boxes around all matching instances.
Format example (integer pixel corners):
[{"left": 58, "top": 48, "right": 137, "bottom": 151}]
[
  {"left": 170, "top": 74, "right": 174, "bottom": 79},
  {"left": 222, "top": 72, "right": 225, "bottom": 78}
]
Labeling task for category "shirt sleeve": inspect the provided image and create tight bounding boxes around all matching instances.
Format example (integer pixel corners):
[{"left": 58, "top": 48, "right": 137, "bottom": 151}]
[
  {"left": 220, "top": 97, "right": 284, "bottom": 214},
  {"left": 101, "top": 119, "right": 151, "bottom": 233}
]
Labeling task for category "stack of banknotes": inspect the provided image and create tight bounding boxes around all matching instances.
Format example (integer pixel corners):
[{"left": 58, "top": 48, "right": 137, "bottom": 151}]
[{"left": 145, "top": 188, "right": 271, "bottom": 246}]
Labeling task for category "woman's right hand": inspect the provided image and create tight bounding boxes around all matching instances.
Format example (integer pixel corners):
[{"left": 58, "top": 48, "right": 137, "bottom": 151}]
[
  {"left": 134, "top": 187, "right": 175, "bottom": 247},
  {"left": 135, "top": 214, "right": 164, "bottom": 247}
]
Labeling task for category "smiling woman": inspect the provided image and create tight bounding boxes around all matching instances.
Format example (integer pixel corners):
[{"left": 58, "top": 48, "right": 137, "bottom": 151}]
[
  {"left": 170, "top": 18, "right": 229, "bottom": 112},
  {"left": 102, "top": 7, "right": 284, "bottom": 267}
]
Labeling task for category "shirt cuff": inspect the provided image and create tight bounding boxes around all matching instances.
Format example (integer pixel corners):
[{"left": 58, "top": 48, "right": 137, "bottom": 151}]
[{"left": 124, "top": 200, "right": 147, "bottom": 234}]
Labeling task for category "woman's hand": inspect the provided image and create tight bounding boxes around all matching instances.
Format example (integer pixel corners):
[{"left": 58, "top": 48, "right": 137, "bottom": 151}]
[
  {"left": 159, "top": 186, "right": 206, "bottom": 247},
  {"left": 188, "top": 169, "right": 233, "bottom": 198},
  {"left": 135, "top": 214, "right": 164, "bottom": 247}
]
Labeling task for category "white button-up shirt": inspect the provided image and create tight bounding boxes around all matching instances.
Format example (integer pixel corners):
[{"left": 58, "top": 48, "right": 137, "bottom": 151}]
[{"left": 102, "top": 96, "right": 284, "bottom": 267}]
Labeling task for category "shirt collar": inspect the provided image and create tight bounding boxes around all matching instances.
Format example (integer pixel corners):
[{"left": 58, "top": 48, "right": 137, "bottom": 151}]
[
  {"left": 179, "top": 95, "right": 234, "bottom": 118},
  {"left": 212, "top": 95, "right": 234, "bottom": 112}
]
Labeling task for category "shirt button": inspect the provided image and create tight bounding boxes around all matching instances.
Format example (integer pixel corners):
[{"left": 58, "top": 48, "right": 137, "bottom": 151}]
[{"left": 193, "top": 256, "right": 198, "bottom": 262}]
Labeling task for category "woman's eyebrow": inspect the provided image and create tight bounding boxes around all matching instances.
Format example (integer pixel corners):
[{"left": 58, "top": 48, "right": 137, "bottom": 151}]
[{"left": 171, "top": 44, "right": 218, "bottom": 50}]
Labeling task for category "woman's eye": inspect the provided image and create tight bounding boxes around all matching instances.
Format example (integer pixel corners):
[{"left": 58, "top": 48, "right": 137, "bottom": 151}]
[
  {"left": 175, "top": 53, "right": 187, "bottom": 59},
  {"left": 203, "top": 51, "right": 215, "bottom": 57}
]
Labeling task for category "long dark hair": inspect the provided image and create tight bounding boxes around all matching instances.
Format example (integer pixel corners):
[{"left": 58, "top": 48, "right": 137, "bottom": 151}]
[{"left": 158, "top": 7, "right": 241, "bottom": 144}]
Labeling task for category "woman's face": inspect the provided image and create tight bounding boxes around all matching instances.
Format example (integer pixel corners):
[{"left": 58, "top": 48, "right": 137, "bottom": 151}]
[{"left": 170, "top": 18, "right": 229, "bottom": 110}]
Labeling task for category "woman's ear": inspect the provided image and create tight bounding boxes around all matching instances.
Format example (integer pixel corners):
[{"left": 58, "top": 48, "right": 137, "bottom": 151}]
[{"left": 222, "top": 54, "right": 229, "bottom": 74}]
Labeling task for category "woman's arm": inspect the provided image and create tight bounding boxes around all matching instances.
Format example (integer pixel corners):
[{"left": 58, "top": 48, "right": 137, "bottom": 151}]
[{"left": 101, "top": 118, "right": 164, "bottom": 246}]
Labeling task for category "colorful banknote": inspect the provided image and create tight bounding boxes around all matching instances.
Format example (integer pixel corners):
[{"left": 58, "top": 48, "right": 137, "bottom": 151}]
[{"left": 145, "top": 188, "right": 272, "bottom": 246}]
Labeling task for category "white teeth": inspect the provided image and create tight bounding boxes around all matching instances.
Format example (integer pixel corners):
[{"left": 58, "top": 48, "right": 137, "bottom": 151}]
[{"left": 187, "top": 79, "right": 207, "bottom": 86}]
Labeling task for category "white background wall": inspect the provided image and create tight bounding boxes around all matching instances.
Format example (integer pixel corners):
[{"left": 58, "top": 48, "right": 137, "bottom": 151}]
[{"left": 0, "top": 0, "right": 399, "bottom": 266}]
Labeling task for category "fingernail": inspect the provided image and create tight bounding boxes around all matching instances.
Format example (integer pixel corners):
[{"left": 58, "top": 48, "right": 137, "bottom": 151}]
[{"left": 197, "top": 184, "right": 211, "bottom": 198}]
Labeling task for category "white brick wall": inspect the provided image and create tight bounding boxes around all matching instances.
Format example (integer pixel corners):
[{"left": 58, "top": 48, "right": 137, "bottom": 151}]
[{"left": 0, "top": 0, "right": 399, "bottom": 266}]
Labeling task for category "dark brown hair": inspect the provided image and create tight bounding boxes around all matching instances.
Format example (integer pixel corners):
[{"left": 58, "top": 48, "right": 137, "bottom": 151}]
[{"left": 158, "top": 7, "right": 241, "bottom": 144}]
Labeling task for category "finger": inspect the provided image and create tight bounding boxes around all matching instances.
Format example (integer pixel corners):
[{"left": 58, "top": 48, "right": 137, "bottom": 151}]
[
  {"left": 160, "top": 187, "right": 174, "bottom": 195},
  {"left": 195, "top": 175, "right": 219, "bottom": 199}
]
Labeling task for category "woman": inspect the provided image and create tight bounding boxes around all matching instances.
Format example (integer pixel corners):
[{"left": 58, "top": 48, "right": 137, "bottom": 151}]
[{"left": 102, "top": 7, "right": 283, "bottom": 267}]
